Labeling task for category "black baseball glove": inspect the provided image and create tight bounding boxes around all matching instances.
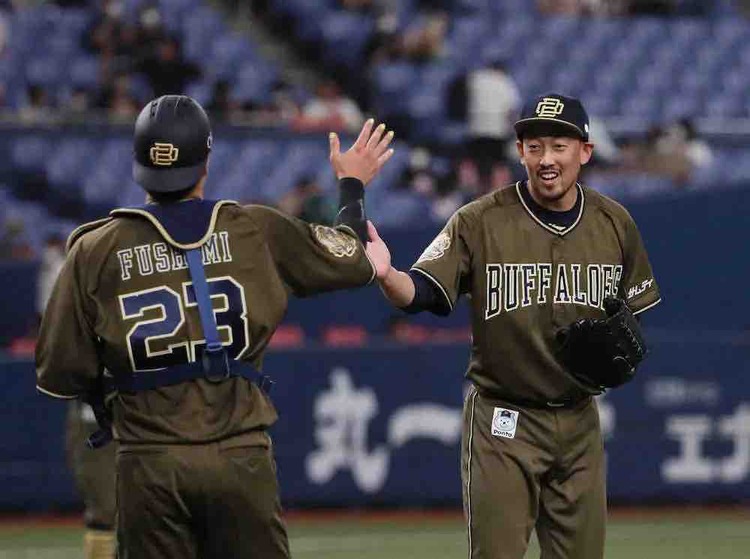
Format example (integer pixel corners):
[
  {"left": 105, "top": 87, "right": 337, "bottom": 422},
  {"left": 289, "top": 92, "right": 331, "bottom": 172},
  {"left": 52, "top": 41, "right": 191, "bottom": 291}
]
[{"left": 556, "top": 297, "right": 647, "bottom": 395}]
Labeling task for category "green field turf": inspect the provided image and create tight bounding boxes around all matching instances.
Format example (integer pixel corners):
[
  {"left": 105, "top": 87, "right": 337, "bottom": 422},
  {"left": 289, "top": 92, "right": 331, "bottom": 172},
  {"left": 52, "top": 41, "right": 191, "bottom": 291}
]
[{"left": 0, "top": 511, "right": 748, "bottom": 558}]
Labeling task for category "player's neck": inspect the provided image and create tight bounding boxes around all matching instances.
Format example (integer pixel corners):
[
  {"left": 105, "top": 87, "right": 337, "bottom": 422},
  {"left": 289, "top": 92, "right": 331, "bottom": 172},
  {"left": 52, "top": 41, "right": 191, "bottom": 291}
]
[{"left": 525, "top": 180, "right": 578, "bottom": 212}]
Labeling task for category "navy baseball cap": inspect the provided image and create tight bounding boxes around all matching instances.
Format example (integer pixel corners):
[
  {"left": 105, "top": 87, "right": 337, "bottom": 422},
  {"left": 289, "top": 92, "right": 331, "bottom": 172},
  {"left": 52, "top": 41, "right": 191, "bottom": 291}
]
[
  {"left": 133, "top": 95, "right": 212, "bottom": 193},
  {"left": 514, "top": 93, "right": 590, "bottom": 142}
]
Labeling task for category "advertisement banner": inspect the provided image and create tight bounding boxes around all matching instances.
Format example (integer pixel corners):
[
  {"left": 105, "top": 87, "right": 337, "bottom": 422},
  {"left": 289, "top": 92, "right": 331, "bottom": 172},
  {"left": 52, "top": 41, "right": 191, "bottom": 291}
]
[{"left": 2, "top": 335, "right": 748, "bottom": 509}]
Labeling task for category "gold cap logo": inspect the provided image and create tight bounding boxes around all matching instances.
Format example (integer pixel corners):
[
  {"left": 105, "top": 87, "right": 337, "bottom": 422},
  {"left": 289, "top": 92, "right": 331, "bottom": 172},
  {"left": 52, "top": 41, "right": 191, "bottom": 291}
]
[
  {"left": 535, "top": 98, "right": 565, "bottom": 118},
  {"left": 149, "top": 142, "right": 179, "bottom": 166}
]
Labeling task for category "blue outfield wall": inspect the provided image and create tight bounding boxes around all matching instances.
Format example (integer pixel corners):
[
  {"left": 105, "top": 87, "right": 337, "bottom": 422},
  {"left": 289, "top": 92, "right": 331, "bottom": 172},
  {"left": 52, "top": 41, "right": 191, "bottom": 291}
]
[{"left": 1, "top": 333, "right": 749, "bottom": 511}]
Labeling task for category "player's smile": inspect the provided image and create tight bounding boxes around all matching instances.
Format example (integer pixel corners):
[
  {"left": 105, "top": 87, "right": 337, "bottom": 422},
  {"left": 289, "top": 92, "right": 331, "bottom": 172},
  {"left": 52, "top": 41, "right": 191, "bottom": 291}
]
[{"left": 538, "top": 168, "right": 561, "bottom": 185}]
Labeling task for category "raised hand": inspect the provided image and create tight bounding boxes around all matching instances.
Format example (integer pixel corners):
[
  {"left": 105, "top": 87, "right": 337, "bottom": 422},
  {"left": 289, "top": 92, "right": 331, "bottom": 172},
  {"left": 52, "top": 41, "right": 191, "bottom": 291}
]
[{"left": 329, "top": 119, "right": 395, "bottom": 185}]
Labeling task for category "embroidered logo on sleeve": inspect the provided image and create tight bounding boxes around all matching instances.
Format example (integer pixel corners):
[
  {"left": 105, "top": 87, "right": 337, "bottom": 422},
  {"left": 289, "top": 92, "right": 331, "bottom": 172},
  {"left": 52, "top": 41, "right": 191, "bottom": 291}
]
[
  {"left": 417, "top": 231, "right": 451, "bottom": 262},
  {"left": 313, "top": 225, "right": 358, "bottom": 258},
  {"left": 626, "top": 278, "right": 654, "bottom": 300},
  {"left": 491, "top": 407, "right": 519, "bottom": 439}
]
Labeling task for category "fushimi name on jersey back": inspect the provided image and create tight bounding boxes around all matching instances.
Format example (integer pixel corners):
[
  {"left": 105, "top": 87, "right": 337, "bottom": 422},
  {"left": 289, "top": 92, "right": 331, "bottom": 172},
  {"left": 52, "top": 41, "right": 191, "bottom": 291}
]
[
  {"left": 117, "top": 232, "right": 233, "bottom": 281},
  {"left": 485, "top": 262, "right": 623, "bottom": 318}
]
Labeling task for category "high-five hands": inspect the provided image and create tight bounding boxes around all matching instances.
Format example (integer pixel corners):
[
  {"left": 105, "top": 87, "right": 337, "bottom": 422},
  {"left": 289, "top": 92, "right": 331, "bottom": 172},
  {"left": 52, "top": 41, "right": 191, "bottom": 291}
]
[
  {"left": 329, "top": 119, "right": 395, "bottom": 185},
  {"left": 365, "top": 220, "right": 393, "bottom": 281}
]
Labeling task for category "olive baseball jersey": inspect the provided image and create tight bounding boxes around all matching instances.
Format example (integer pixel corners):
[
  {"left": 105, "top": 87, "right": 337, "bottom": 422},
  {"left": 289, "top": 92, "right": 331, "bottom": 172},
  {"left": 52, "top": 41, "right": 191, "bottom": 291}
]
[
  {"left": 412, "top": 182, "right": 660, "bottom": 403},
  {"left": 36, "top": 201, "right": 375, "bottom": 443}
]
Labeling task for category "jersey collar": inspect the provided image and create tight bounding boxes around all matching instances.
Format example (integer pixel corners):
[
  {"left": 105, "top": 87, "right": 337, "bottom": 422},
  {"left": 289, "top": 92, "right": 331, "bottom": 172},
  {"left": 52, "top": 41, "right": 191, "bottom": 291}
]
[
  {"left": 515, "top": 181, "right": 585, "bottom": 237},
  {"left": 110, "top": 199, "right": 238, "bottom": 250}
]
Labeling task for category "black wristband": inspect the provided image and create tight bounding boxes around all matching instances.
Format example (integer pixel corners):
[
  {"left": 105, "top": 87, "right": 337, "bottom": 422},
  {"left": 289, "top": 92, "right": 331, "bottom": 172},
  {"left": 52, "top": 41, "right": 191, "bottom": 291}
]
[
  {"left": 399, "top": 270, "right": 451, "bottom": 316},
  {"left": 334, "top": 177, "right": 367, "bottom": 242}
]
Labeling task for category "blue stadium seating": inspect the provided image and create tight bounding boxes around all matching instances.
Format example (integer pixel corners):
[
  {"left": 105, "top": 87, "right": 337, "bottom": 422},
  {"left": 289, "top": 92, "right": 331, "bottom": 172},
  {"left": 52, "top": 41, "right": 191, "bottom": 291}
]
[{"left": 0, "top": 0, "right": 747, "bottom": 237}]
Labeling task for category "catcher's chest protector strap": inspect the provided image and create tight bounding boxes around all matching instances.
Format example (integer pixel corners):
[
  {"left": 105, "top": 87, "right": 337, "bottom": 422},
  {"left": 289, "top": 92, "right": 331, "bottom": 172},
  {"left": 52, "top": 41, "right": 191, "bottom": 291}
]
[
  {"left": 110, "top": 199, "right": 238, "bottom": 249},
  {"left": 107, "top": 200, "right": 272, "bottom": 394}
]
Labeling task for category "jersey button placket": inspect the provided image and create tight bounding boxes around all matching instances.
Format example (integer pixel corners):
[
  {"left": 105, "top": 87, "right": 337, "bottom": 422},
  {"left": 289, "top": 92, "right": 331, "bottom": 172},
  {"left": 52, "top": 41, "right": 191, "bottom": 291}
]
[{"left": 550, "top": 236, "right": 564, "bottom": 329}]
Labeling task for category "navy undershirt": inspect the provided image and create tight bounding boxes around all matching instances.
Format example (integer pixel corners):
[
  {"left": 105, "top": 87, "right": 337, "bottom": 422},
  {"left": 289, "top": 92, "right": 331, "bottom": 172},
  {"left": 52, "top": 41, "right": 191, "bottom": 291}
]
[
  {"left": 402, "top": 181, "right": 581, "bottom": 315},
  {"left": 518, "top": 180, "right": 582, "bottom": 230}
]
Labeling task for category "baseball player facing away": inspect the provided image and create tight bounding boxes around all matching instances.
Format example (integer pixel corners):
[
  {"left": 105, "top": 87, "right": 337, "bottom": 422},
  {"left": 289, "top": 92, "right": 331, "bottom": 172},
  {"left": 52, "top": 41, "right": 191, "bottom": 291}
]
[
  {"left": 365, "top": 93, "right": 661, "bottom": 559},
  {"left": 36, "top": 94, "right": 394, "bottom": 559}
]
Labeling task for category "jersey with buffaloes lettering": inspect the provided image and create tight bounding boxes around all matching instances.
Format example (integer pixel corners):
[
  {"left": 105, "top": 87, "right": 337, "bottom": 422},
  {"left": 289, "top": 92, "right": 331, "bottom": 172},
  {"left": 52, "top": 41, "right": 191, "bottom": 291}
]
[
  {"left": 411, "top": 182, "right": 660, "bottom": 403},
  {"left": 36, "top": 201, "right": 375, "bottom": 444}
]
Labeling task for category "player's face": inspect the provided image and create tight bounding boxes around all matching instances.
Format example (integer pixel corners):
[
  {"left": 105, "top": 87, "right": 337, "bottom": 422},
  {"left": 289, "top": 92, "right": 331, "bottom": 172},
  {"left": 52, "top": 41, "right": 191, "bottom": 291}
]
[{"left": 517, "top": 136, "right": 593, "bottom": 210}]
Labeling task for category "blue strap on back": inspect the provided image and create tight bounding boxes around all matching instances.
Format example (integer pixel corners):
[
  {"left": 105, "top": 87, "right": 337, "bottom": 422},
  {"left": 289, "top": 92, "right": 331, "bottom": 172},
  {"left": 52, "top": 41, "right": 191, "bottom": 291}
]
[
  {"left": 111, "top": 248, "right": 271, "bottom": 394},
  {"left": 186, "top": 248, "right": 223, "bottom": 355}
]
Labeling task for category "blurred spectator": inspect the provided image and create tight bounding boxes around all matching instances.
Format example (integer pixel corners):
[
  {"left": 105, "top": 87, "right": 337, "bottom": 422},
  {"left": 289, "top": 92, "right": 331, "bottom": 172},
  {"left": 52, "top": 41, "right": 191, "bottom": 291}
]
[
  {"left": 137, "top": 37, "right": 202, "bottom": 98},
  {"left": 537, "top": 0, "right": 587, "bottom": 15},
  {"left": 277, "top": 177, "right": 335, "bottom": 224},
  {"left": 97, "top": 73, "right": 139, "bottom": 122},
  {"left": 85, "top": 0, "right": 137, "bottom": 83},
  {"left": 253, "top": 80, "right": 303, "bottom": 126},
  {"left": 653, "top": 119, "right": 713, "bottom": 183},
  {"left": 738, "top": 0, "right": 750, "bottom": 17},
  {"left": 132, "top": 3, "right": 170, "bottom": 62},
  {"left": 397, "top": 147, "right": 469, "bottom": 222},
  {"left": 397, "top": 10, "right": 448, "bottom": 62},
  {"left": 36, "top": 233, "right": 65, "bottom": 322},
  {"left": 627, "top": 0, "right": 676, "bottom": 16},
  {"left": 294, "top": 80, "right": 363, "bottom": 133},
  {"left": 85, "top": 0, "right": 131, "bottom": 58},
  {"left": 0, "top": 217, "right": 34, "bottom": 261},
  {"left": 368, "top": 8, "right": 448, "bottom": 65},
  {"left": 616, "top": 119, "right": 712, "bottom": 186},
  {"left": 19, "top": 84, "right": 55, "bottom": 124},
  {"left": 339, "top": 0, "right": 374, "bottom": 11},
  {"left": 62, "top": 87, "right": 92, "bottom": 118},
  {"left": 587, "top": 116, "right": 620, "bottom": 167},
  {"left": 206, "top": 79, "right": 242, "bottom": 123},
  {"left": 0, "top": 6, "right": 8, "bottom": 57},
  {"left": 449, "top": 60, "right": 520, "bottom": 190}
]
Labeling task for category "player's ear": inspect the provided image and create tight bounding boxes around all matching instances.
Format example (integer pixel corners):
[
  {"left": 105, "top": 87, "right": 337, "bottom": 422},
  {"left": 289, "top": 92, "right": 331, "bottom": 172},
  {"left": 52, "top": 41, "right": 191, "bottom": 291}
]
[
  {"left": 516, "top": 139, "right": 524, "bottom": 161},
  {"left": 579, "top": 141, "right": 594, "bottom": 165}
]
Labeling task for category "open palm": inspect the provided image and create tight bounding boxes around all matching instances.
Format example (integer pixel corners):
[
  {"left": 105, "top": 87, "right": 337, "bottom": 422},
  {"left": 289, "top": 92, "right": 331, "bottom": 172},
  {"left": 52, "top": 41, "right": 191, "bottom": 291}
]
[{"left": 365, "top": 221, "right": 392, "bottom": 280}]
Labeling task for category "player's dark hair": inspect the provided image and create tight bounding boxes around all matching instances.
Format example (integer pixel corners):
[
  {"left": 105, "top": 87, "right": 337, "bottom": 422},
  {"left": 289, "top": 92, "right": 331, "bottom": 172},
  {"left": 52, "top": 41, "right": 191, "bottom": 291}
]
[{"left": 146, "top": 183, "right": 198, "bottom": 204}]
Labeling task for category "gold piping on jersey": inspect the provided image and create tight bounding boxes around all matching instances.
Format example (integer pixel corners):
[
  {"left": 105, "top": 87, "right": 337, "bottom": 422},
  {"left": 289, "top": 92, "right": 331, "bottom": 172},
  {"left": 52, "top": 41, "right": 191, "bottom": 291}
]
[
  {"left": 35, "top": 385, "right": 78, "bottom": 399},
  {"left": 66, "top": 217, "right": 115, "bottom": 252},
  {"left": 515, "top": 181, "right": 585, "bottom": 237},
  {"left": 465, "top": 386, "right": 479, "bottom": 559},
  {"left": 409, "top": 266, "right": 454, "bottom": 312},
  {"left": 109, "top": 200, "right": 238, "bottom": 250},
  {"left": 632, "top": 297, "right": 662, "bottom": 315}
]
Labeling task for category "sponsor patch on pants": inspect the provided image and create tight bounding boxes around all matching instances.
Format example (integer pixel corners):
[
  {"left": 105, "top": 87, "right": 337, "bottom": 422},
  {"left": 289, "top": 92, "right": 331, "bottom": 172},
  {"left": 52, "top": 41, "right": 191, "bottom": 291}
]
[{"left": 491, "top": 407, "right": 519, "bottom": 439}]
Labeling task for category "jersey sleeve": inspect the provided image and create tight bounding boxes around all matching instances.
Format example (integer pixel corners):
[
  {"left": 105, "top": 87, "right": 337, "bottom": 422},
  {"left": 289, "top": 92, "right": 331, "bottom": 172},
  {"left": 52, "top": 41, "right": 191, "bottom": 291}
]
[
  {"left": 259, "top": 206, "right": 376, "bottom": 297},
  {"left": 409, "top": 211, "right": 472, "bottom": 313},
  {"left": 36, "top": 240, "right": 102, "bottom": 399},
  {"left": 619, "top": 215, "right": 661, "bottom": 315}
]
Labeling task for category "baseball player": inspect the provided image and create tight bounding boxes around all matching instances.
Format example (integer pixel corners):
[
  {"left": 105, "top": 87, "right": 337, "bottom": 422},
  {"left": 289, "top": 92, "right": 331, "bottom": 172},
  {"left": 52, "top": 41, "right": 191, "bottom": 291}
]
[
  {"left": 65, "top": 401, "right": 116, "bottom": 559},
  {"left": 365, "top": 93, "right": 661, "bottom": 559},
  {"left": 36, "top": 94, "right": 394, "bottom": 559}
]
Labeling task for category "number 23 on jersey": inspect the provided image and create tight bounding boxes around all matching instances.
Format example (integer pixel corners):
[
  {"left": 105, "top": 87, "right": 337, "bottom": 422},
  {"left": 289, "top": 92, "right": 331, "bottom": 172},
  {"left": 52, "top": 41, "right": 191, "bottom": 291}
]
[{"left": 118, "top": 276, "right": 249, "bottom": 372}]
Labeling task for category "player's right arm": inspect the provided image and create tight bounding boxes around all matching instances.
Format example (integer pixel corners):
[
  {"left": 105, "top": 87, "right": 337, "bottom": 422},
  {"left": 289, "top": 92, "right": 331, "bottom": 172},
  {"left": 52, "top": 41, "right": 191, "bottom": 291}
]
[
  {"left": 367, "top": 219, "right": 460, "bottom": 316},
  {"left": 366, "top": 221, "right": 415, "bottom": 307},
  {"left": 36, "top": 240, "right": 101, "bottom": 399}
]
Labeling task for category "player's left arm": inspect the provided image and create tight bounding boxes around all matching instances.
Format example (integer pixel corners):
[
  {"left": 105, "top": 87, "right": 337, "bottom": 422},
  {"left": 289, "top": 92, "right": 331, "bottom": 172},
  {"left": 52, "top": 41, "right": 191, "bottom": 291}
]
[
  {"left": 36, "top": 241, "right": 102, "bottom": 399},
  {"left": 255, "top": 205, "right": 376, "bottom": 296},
  {"left": 260, "top": 118, "right": 395, "bottom": 297},
  {"left": 619, "top": 215, "right": 661, "bottom": 316},
  {"left": 329, "top": 118, "right": 394, "bottom": 242}
]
